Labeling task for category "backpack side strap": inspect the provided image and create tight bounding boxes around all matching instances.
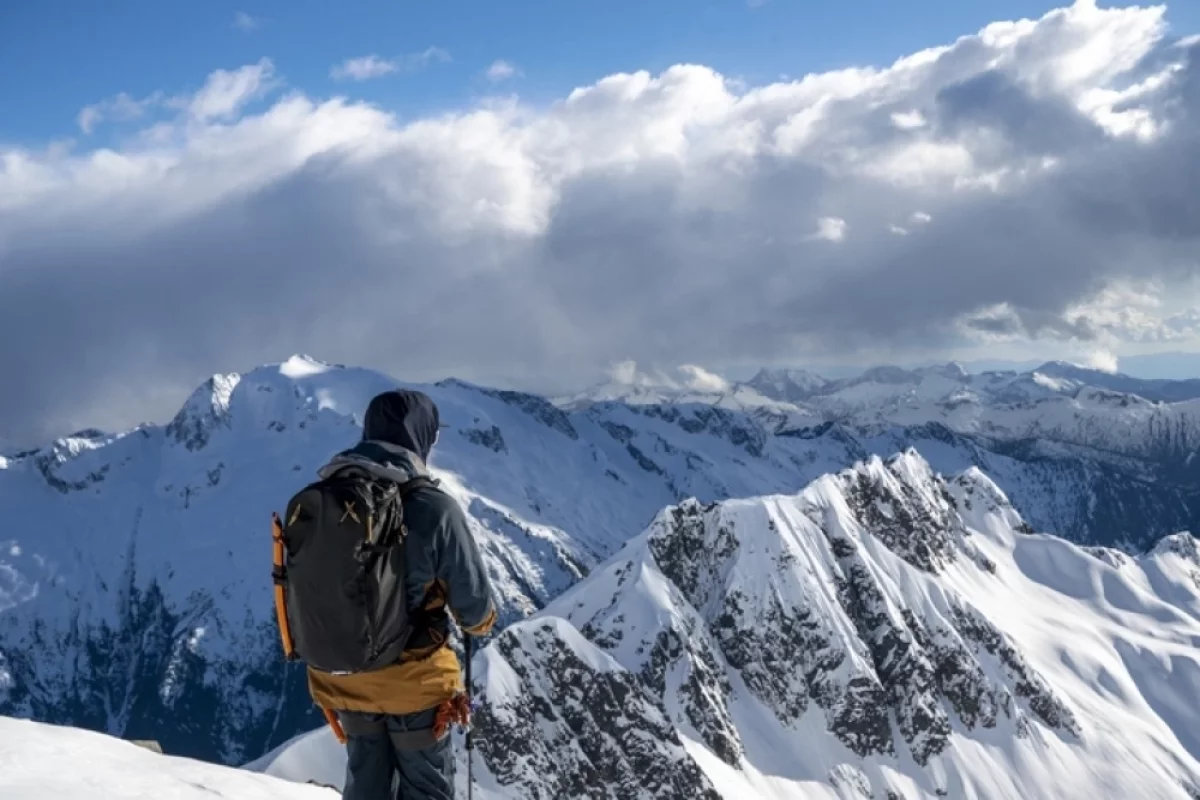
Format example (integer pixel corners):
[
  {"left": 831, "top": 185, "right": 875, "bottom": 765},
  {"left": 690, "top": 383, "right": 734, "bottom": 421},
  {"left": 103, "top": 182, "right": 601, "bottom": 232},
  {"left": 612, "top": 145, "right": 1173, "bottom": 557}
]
[
  {"left": 321, "top": 706, "right": 348, "bottom": 745},
  {"left": 270, "top": 512, "right": 296, "bottom": 661}
]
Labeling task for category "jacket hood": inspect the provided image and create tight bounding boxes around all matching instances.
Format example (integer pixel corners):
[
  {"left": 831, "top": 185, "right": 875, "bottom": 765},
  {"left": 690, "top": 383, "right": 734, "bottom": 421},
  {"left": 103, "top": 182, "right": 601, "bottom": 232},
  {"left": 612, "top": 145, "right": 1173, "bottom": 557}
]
[
  {"left": 361, "top": 389, "right": 441, "bottom": 462},
  {"left": 317, "top": 440, "right": 428, "bottom": 485}
]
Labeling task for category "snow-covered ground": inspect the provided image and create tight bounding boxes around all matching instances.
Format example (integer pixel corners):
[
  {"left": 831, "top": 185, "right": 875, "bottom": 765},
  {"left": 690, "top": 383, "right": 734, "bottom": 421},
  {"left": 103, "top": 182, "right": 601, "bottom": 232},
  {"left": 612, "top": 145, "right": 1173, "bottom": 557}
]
[
  {"left": 0, "top": 715, "right": 334, "bottom": 799},
  {"left": 248, "top": 726, "right": 345, "bottom": 791}
]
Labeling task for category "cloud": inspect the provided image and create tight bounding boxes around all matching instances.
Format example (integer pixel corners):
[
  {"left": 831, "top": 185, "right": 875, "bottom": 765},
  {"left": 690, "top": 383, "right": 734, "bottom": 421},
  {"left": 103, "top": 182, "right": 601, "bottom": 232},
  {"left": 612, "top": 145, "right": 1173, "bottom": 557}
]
[
  {"left": 678, "top": 364, "right": 732, "bottom": 393},
  {"left": 1062, "top": 280, "right": 1200, "bottom": 343},
  {"left": 331, "top": 55, "right": 398, "bottom": 82},
  {"left": 890, "top": 110, "right": 927, "bottom": 130},
  {"left": 486, "top": 60, "right": 521, "bottom": 82},
  {"left": 77, "top": 91, "right": 162, "bottom": 134},
  {"left": 406, "top": 46, "right": 452, "bottom": 70},
  {"left": 75, "top": 59, "right": 277, "bottom": 134},
  {"left": 188, "top": 58, "right": 276, "bottom": 121},
  {"left": 809, "top": 216, "right": 848, "bottom": 242},
  {"left": 605, "top": 361, "right": 731, "bottom": 394},
  {"left": 1081, "top": 348, "right": 1120, "bottom": 373},
  {"left": 331, "top": 48, "right": 451, "bottom": 81},
  {"left": 2, "top": 3, "right": 1200, "bottom": 444},
  {"left": 233, "top": 12, "right": 259, "bottom": 32}
]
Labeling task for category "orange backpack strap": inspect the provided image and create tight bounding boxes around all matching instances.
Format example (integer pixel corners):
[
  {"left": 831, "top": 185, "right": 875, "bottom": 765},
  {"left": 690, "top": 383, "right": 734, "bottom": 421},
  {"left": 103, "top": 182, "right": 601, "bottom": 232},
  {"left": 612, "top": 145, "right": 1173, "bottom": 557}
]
[
  {"left": 321, "top": 706, "right": 348, "bottom": 745},
  {"left": 271, "top": 512, "right": 296, "bottom": 660}
]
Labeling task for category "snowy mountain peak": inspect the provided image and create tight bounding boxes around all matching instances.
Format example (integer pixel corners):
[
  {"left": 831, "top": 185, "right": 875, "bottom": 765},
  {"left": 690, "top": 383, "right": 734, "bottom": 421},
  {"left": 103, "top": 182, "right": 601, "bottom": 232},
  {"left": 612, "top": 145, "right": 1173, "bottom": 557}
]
[
  {"left": 159, "top": 357, "right": 406, "bottom": 454},
  {"left": 856, "top": 365, "right": 922, "bottom": 385},
  {"left": 1148, "top": 531, "right": 1200, "bottom": 562},
  {"left": 920, "top": 361, "right": 970, "bottom": 380},
  {"left": 165, "top": 372, "right": 242, "bottom": 450},
  {"left": 532, "top": 454, "right": 1072, "bottom": 782},
  {"left": 277, "top": 353, "right": 338, "bottom": 379},
  {"left": 805, "top": 448, "right": 982, "bottom": 574},
  {"left": 745, "top": 367, "right": 830, "bottom": 402}
]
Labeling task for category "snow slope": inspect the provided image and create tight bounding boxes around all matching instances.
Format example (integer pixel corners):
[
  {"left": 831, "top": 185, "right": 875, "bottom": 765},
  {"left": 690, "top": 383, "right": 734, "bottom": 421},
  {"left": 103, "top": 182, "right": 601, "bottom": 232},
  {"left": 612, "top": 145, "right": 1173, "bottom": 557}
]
[
  {"left": 249, "top": 725, "right": 345, "bottom": 793},
  {"left": 3, "top": 355, "right": 1199, "bottom": 767},
  {"left": 258, "top": 451, "right": 1200, "bottom": 799},
  {"left": 0, "top": 715, "right": 334, "bottom": 799}
]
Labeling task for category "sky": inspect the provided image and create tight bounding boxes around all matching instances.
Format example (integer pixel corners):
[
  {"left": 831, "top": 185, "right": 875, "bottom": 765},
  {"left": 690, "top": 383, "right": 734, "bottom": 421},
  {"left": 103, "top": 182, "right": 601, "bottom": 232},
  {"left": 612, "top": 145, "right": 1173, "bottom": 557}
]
[{"left": 1, "top": 1, "right": 1200, "bottom": 445}]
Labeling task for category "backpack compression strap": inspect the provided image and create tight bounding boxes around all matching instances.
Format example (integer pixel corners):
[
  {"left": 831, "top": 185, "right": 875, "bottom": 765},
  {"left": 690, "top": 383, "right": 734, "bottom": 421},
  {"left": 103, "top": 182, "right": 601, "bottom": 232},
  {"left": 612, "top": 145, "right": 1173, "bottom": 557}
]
[
  {"left": 270, "top": 511, "right": 296, "bottom": 661},
  {"left": 321, "top": 707, "right": 348, "bottom": 745}
]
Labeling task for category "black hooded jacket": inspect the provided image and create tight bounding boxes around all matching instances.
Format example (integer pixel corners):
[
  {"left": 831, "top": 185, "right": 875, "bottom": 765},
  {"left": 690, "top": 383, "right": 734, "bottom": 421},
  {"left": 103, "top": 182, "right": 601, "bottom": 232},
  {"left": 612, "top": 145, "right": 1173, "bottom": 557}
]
[{"left": 306, "top": 389, "right": 498, "bottom": 715}]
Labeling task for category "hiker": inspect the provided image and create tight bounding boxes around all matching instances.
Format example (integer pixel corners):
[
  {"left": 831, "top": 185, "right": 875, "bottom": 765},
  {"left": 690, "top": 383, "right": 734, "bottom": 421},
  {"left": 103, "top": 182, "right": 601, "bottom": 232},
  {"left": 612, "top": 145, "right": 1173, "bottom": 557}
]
[{"left": 272, "top": 389, "right": 497, "bottom": 800}]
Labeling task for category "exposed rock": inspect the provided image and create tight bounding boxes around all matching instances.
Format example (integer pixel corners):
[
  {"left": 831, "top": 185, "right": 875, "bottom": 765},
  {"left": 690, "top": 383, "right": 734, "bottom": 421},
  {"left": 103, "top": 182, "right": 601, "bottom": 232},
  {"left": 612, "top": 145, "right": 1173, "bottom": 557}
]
[
  {"left": 478, "top": 387, "right": 580, "bottom": 440},
  {"left": 463, "top": 425, "right": 507, "bottom": 453},
  {"left": 474, "top": 619, "right": 721, "bottom": 800}
]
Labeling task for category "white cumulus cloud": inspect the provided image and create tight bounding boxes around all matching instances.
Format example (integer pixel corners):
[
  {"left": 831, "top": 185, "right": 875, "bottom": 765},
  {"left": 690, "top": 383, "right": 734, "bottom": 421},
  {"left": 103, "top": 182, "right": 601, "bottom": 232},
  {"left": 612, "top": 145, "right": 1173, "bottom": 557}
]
[
  {"left": 810, "top": 217, "right": 849, "bottom": 242},
  {"left": 1081, "top": 348, "right": 1121, "bottom": 373},
  {"left": 604, "top": 362, "right": 731, "bottom": 394},
  {"left": 678, "top": 364, "right": 732, "bottom": 393},
  {"left": 233, "top": 12, "right": 260, "bottom": 32},
  {"left": 486, "top": 60, "right": 520, "bottom": 82},
  {"left": 77, "top": 91, "right": 161, "bottom": 134},
  {"left": 331, "top": 55, "right": 398, "bottom": 82},
  {"left": 890, "top": 110, "right": 926, "bottom": 129},
  {"left": 331, "top": 48, "right": 451, "bottom": 81},
  {"left": 188, "top": 58, "right": 276, "bottom": 122}
]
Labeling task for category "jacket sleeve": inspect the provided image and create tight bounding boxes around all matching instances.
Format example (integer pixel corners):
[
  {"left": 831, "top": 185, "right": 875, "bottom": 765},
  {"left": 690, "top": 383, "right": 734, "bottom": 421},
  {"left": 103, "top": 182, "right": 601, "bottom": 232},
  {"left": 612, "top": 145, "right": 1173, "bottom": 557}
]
[{"left": 433, "top": 494, "right": 498, "bottom": 637}]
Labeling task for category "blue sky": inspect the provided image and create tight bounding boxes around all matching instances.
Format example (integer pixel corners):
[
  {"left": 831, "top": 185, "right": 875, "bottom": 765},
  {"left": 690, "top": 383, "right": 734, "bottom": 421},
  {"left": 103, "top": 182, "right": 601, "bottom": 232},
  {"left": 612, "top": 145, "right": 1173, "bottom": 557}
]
[{"left": 7, "top": 0, "right": 1196, "bottom": 146}]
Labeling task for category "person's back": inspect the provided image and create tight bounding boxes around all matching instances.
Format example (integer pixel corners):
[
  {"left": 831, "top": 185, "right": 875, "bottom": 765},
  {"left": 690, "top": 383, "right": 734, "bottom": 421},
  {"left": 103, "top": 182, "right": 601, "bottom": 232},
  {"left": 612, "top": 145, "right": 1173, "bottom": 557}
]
[{"left": 302, "top": 389, "right": 497, "bottom": 800}]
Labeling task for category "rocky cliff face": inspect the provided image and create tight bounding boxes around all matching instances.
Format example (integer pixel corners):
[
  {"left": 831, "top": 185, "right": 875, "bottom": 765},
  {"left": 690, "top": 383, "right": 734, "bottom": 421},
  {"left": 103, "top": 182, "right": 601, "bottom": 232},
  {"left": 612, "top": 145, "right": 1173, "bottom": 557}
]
[{"left": 472, "top": 618, "right": 722, "bottom": 800}]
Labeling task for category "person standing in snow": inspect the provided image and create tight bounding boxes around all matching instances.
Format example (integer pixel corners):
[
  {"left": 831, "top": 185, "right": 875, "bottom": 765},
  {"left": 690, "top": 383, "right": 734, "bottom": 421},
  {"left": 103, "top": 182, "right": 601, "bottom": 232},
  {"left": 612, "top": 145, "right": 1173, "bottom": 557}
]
[{"left": 284, "top": 389, "right": 497, "bottom": 800}]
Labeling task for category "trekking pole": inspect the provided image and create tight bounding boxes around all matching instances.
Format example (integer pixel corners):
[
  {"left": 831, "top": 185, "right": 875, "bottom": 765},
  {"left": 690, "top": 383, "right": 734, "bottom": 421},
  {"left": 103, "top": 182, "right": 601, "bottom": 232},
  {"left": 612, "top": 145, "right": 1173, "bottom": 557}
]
[{"left": 465, "top": 633, "right": 474, "bottom": 800}]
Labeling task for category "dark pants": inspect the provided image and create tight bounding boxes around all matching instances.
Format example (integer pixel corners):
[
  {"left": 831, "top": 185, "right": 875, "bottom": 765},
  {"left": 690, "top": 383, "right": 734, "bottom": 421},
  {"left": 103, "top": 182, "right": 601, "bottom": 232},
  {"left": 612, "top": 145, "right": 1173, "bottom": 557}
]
[{"left": 339, "top": 708, "right": 454, "bottom": 800}]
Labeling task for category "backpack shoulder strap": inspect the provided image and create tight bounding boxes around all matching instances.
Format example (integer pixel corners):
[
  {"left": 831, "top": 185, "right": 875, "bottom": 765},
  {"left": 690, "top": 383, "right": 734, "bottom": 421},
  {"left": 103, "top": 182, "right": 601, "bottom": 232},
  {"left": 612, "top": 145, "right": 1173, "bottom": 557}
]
[{"left": 397, "top": 474, "right": 439, "bottom": 496}]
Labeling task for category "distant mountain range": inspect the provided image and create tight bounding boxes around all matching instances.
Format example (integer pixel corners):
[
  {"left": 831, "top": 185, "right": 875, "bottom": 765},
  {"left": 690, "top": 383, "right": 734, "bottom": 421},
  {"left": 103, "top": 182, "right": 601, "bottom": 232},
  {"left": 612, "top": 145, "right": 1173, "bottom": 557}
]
[
  {"left": 2, "top": 354, "right": 1200, "bottom": 778},
  {"left": 565, "top": 358, "right": 1200, "bottom": 410}
]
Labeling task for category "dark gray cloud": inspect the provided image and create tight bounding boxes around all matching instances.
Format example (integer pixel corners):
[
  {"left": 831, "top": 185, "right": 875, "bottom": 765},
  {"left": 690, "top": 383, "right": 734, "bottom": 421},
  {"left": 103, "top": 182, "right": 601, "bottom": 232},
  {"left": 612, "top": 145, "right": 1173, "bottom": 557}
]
[
  {"left": 1, "top": 4, "right": 1198, "bottom": 447},
  {"left": 935, "top": 69, "right": 1107, "bottom": 155}
]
